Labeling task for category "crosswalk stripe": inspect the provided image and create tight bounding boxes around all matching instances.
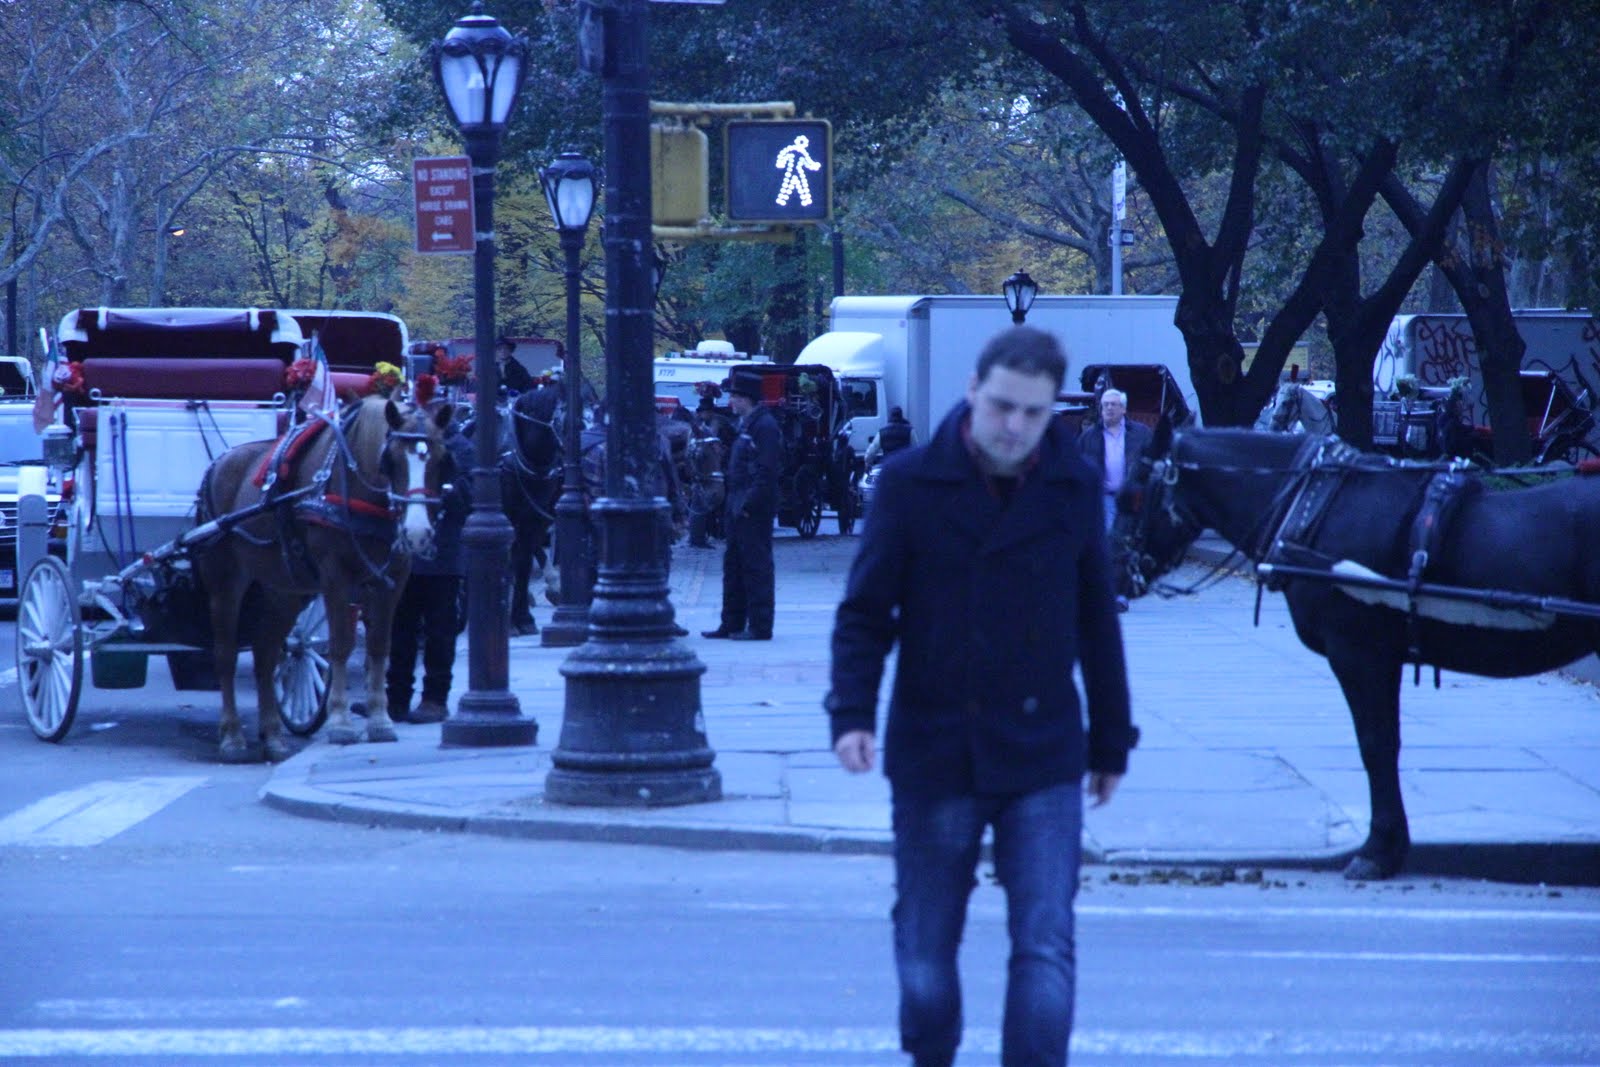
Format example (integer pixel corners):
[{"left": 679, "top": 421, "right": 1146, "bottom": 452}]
[
  {"left": 0, "top": 1025, "right": 1595, "bottom": 1058},
  {"left": 0, "top": 776, "right": 208, "bottom": 846}
]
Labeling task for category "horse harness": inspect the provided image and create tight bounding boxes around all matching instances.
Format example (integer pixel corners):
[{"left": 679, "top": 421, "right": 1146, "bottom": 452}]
[
  {"left": 249, "top": 408, "right": 438, "bottom": 588},
  {"left": 1160, "top": 434, "right": 1481, "bottom": 679},
  {"left": 500, "top": 398, "right": 563, "bottom": 522}
]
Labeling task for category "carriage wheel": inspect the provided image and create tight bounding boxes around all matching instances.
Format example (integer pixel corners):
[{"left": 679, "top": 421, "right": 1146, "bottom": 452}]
[
  {"left": 17, "top": 556, "right": 83, "bottom": 743},
  {"left": 275, "top": 597, "right": 331, "bottom": 737},
  {"left": 796, "top": 473, "right": 823, "bottom": 539}
]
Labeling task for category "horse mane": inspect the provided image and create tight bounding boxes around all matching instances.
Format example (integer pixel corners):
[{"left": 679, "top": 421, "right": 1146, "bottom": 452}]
[
  {"left": 346, "top": 396, "right": 395, "bottom": 482},
  {"left": 517, "top": 382, "right": 562, "bottom": 421}
]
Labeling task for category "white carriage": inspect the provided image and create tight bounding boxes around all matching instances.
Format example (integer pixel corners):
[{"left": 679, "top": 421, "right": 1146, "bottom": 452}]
[{"left": 14, "top": 308, "right": 334, "bottom": 743}]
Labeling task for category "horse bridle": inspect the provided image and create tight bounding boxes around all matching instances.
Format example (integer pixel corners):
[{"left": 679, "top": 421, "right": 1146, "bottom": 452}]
[
  {"left": 1115, "top": 447, "right": 1195, "bottom": 597},
  {"left": 381, "top": 427, "right": 444, "bottom": 514}
]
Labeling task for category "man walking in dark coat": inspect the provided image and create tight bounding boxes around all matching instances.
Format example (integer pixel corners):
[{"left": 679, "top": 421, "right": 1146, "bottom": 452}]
[
  {"left": 703, "top": 371, "right": 781, "bottom": 641},
  {"left": 827, "top": 326, "right": 1137, "bottom": 1067},
  {"left": 386, "top": 413, "right": 473, "bottom": 724}
]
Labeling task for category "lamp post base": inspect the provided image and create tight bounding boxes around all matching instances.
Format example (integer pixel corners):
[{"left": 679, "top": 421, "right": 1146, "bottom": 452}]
[
  {"left": 545, "top": 765, "right": 721, "bottom": 807},
  {"left": 539, "top": 606, "right": 589, "bottom": 648},
  {"left": 549, "top": 633, "right": 720, "bottom": 807},
  {"left": 440, "top": 690, "right": 539, "bottom": 748}
]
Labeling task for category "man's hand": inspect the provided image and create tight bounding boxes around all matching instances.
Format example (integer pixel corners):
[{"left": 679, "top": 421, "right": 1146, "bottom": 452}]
[
  {"left": 834, "top": 730, "right": 876, "bottom": 774},
  {"left": 1086, "top": 772, "right": 1122, "bottom": 808}
]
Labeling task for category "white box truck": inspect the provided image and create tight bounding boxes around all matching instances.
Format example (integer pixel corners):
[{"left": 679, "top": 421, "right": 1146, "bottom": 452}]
[{"left": 796, "top": 294, "right": 1194, "bottom": 453}]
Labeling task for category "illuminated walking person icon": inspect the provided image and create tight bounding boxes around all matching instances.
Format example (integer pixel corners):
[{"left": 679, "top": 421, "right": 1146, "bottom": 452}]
[{"left": 774, "top": 135, "right": 821, "bottom": 208}]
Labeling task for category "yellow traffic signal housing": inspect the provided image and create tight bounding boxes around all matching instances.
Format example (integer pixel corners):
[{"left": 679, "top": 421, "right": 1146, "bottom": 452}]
[{"left": 651, "top": 124, "right": 709, "bottom": 226}]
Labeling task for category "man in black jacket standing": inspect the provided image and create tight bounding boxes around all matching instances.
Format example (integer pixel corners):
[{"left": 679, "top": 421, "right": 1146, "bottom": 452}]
[
  {"left": 703, "top": 371, "right": 781, "bottom": 641},
  {"left": 827, "top": 327, "right": 1136, "bottom": 1067},
  {"left": 386, "top": 413, "right": 473, "bottom": 724}
]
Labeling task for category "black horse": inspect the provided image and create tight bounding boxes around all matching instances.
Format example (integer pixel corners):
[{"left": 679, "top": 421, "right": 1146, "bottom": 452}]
[
  {"left": 502, "top": 384, "right": 563, "bottom": 634},
  {"left": 1119, "top": 424, "right": 1600, "bottom": 880}
]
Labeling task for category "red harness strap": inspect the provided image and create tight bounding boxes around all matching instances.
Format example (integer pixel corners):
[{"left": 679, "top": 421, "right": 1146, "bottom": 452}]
[
  {"left": 251, "top": 417, "right": 330, "bottom": 489},
  {"left": 324, "top": 494, "right": 395, "bottom": 519}
]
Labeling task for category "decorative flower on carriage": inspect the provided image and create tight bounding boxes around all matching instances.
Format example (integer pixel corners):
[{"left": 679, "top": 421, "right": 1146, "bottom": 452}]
[
  {"left": 412, "top": 373, "right": 439, "bottom": 407},
  {"left": 433, "top": 352, "right": 474, "bottom": 385},
  {"left": 52, "top": 361, "right": 86, "bottom": 399},
  {"left": 284, "top": 358, "right": 317, "bottom": 391},
  {"left": 365, "top": 361, "right": 405, "bottom": 398}
]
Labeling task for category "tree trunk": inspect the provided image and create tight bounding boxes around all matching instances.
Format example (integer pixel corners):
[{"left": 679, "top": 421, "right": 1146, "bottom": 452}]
[
  {"left": 1457, "top": 162, "right": 1531, "bottom": 465},
  {"left": 1382, "top": 162, "right": 1531, "bottom": 464},
  {"left": 767, "top": 232, "right": 809, "bottom": 363}
]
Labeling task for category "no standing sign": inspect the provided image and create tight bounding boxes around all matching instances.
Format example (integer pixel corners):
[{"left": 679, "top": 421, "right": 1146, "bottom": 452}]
[{"left": 413, "top": 156, "right": 475, "bottom": 255}]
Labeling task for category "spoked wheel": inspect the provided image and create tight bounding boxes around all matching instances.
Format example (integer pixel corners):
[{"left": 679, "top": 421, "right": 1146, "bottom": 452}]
[
  {"left": 275, "top": 597, "right": 331, "bottom": 737},
  {"left": 17, "top": 556, "right": 83, "bottom": 742},
  {"left": 795, "top": 471, "right": 823, "bottom": 539}
]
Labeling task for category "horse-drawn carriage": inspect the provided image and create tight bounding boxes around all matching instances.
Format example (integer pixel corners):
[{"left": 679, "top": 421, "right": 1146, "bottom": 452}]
[
  {"left": 15, "top": 307, "right": 450, "bottom": 761},
  {"left": 739, "top": 363, "right": 859, "bottom": 538},
  {"left": 1054, "top": 363, "right": 1194, "bottom": 436}
]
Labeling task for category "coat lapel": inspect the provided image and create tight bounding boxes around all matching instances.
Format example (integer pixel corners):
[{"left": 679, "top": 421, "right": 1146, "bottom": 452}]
[{"left": 909, "top": 404, "right": 1093, "bottom": 556}]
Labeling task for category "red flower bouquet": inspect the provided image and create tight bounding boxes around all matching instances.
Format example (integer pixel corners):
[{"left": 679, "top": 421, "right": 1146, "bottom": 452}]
[
  {"left": 413, "top": 373, "right": 439, "bottom": 407},
  {"left": 434, "top": 352, "right": 474, "bottom": 385},
  {"left": 52, "top": 361, "right": 86, "bottom": 398},
  {"left": 284, "top": 358, "right": 317, "bottom": 390}
]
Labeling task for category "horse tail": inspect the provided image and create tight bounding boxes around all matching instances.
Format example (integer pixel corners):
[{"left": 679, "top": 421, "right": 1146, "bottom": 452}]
[{"left": 196, "top": 461, "right": 218, "bottom": 526}]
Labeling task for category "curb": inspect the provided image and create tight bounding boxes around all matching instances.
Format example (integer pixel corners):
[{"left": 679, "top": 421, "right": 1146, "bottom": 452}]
[{"left": 259, "top": 781, "right": 896, "bottom": 855}]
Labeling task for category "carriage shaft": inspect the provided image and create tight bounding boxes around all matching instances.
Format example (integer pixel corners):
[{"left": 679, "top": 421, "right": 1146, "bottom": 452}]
[{"left": 1256, "top": 561, "right": 1600, "bottom": 621}]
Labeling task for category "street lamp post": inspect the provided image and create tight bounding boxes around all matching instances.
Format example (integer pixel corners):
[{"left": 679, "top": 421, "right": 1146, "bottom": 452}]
[
  {"left": 430, "top": 1, "right": 538, "bottom": 747},
  {"left": 539, "top": 151, "right": 598, "bottom": 649},
  {"left": 547, "top": 0, "right": 719, "bottom": 807},
  {"left": 1003, "top": 269, "right": 1039, "bottom": 325}
]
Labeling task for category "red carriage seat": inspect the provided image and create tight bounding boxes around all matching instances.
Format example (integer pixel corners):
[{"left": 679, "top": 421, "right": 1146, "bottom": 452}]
[{"left": 73, "top": 357, "right": 291, "bottom": 454}]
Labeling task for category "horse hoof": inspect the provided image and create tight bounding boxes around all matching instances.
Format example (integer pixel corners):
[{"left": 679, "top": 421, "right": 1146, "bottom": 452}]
[
  {"left": 512, "top": 620, "right": 539, "bottom": 637},
  {"left": 367, "top": 723, "right": 398, "bottom": 744},
  {"left": 218, "top": 739, "right": 254, "bottom": 764},
  {"left": 326, "top": 724, "right": 362, "bottom": 746},
  {"left": 262, "top": 738, "right": 293, "bottom": 764},
  {"left": 1343, "top": 854, "right": 1397, "bottom": 881}
]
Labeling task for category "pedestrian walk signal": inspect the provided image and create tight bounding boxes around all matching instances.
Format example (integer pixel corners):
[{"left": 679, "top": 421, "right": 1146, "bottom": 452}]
[{"left": 725, "top": 119, "right": 832, "bottom": 224}]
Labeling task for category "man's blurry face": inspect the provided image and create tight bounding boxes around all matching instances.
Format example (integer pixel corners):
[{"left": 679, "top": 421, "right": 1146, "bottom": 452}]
[
  {"left": 1100, "top": 394, "right": 1126, "bottom": 429},
  {"left": 729, "top": 393, "right": 754, "bottom": 416},
  {"left": 966, "top": 365, "right": 1057, "bottom": 474}
]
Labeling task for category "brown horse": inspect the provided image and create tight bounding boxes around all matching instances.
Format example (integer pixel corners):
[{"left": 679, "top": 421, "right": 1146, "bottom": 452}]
[{"left": 192, "top": 396, "right": 452, "bottom": 763}]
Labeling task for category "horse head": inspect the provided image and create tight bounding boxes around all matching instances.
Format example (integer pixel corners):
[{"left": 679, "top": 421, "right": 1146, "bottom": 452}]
[
  {"left": 510, "top": 384, "right": 564, "bottom": 475},
  {"left": 1114, "top": 416, "right": 1202, "bottom": 597},
  {"left": 371, "top": 396, "right": 453, "bottom": 557}
]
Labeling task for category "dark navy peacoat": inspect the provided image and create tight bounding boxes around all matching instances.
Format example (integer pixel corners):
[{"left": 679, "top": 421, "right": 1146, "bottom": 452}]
[{"left": 827, "top": 402, "right": 1136, "bottom": 798}]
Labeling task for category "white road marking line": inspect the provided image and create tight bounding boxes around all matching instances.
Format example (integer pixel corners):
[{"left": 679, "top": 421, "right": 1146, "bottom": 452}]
[
  {"left": 0, "top": 776, "right": 208, "bottom": 846},
  {"left": 0, "top": 664, "right": 17, "bottom": 688},
  {"left": 36, "top": 999, "right": 309, "bottom": 1022},
  {"left": 1214, "top": 949, "right": 1600, "bottom": 964},
  {"left": 1079, "top": 903, "right": 1600, "bottom": 923},
  {"left": 0, "top": 1025, "right": 1595, "bottom": 1058}
]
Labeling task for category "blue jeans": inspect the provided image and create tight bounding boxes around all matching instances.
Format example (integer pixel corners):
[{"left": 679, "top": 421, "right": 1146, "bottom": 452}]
[{"left": 891, "top": 781, "right": 1084, "bottom": 1067}]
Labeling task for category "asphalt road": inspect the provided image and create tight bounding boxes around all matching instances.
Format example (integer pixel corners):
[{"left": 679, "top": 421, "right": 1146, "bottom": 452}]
[{"left": 1, "top": 660, "right": 1597, "bottom": 1067}]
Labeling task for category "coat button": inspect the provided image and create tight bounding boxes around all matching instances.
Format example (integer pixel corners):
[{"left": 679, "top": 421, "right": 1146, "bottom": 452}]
[{"left": 1021, "top": 697, "right": 1039, "bottom": 714}]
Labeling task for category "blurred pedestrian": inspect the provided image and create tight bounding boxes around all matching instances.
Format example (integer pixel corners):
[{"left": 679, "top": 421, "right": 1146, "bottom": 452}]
[{"left": 827, "top": 326, "right": 1137, "bottom": 1067}]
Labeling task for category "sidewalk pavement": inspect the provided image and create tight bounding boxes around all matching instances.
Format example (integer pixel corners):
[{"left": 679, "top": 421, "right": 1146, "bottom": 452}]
[{"left": 262, "top": 533, "right": 1600, "bottom": 886}]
